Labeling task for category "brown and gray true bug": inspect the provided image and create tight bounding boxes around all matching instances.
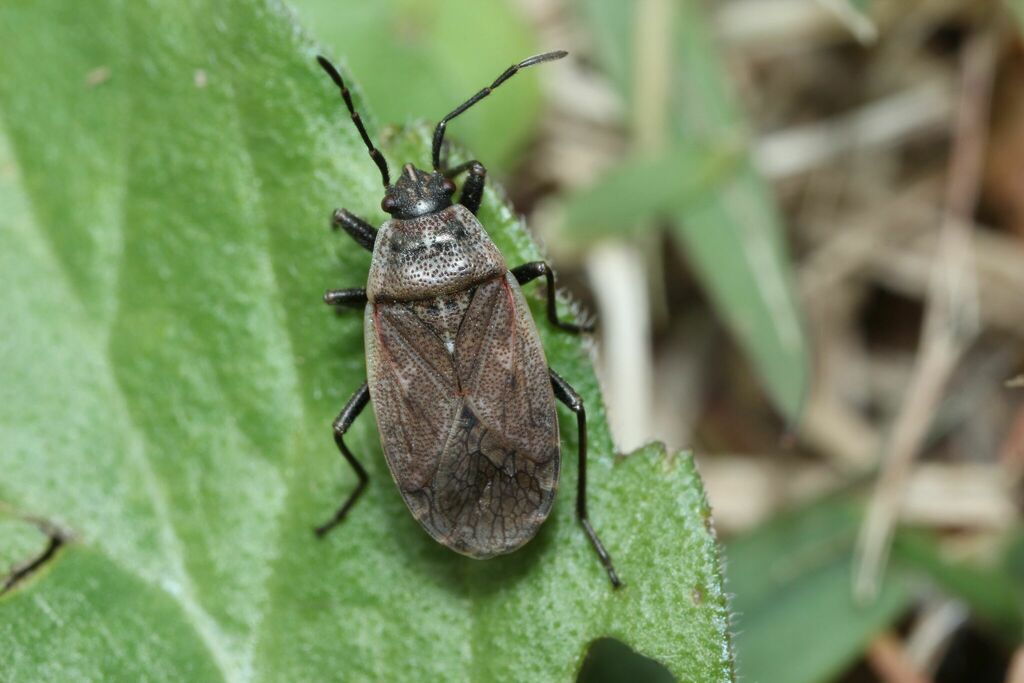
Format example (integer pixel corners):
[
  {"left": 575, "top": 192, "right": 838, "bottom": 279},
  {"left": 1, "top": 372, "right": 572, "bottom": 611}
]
[{"left": 313, "top": 50, "right": 620, "bottom": 587}]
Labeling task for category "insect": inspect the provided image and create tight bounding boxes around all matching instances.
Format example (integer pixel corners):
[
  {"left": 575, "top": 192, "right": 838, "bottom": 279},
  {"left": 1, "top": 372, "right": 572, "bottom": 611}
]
[{"left": 314, "top": 50, "right": 620, "bottom": 587}]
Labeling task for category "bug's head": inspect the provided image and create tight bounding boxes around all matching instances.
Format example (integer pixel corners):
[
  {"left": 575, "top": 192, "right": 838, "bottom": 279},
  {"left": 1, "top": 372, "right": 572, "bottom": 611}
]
[{"left": 381, "top": 163, "right": 455, "bottom": 219}]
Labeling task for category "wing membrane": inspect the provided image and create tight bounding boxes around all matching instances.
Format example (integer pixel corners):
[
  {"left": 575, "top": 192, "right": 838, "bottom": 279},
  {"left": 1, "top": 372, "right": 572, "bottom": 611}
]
[
  {"left": 367, "top": 303, "right": 459, "bottom": 492},
  {"left": 454, "top": 275, "right": 557, "bottom": 463},
  {"left": 366, "top": 274, "right": 560, "bottom": 557}
]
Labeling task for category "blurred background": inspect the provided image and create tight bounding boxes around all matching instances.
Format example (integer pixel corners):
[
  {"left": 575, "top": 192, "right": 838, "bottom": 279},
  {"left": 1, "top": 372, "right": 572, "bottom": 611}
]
[{"left": 291, "top": 0, "right": 1024, "bottom": 681}]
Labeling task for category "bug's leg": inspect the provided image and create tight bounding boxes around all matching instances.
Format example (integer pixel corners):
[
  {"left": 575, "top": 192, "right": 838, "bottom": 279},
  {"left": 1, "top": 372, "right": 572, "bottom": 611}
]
[
  {"left": 331, "top": 208, "right": 377, "bottom": 252},
  {"left": 550, "top": 369, "right": 620, "bottom": 588},
  {"left": 314, "top": 382, "right": 371, "bottom": 537},
  {"left": 445, "top": 160, "right": 487, "bottom": 215},
  {"left": 324, "top": 287, "right": 367, "bottom": 309},
  {"left": 511, "top": 261, "right": 594, "bottom": 334}
]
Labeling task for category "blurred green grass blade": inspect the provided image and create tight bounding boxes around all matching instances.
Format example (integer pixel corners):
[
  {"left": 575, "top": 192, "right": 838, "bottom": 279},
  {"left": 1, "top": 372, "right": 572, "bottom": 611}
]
[
  {"left": 576, "top": 0, "right": 632, "bottom": 96},
  {"left": 893, "top": 532, "right": 1024, "bottom": 641},
  {"left": 1012, "top": 1, "right": 1024, "bottom": 30},
  {"left": 0, "top": 1, "right": 732, "bottom": 680},
  {"left": 818, "top": 0, "right": 878, "bottom": 43},
  {"left": 558, "top": 137, "right": 745, "bottom": 244},
  {"left": 575, "top": 0, "right": 809, "bottom": 421},
  {"left": 726, "top": 500, "right": 916, "bottom": 683},
  {"left": 672, "top": 171, "right": 808, "bottom": 423},
  {"left": 728, "top": 496, "right": 1024, "bottom": 683},
  {"left": 288, "top": 0, "right": 542, "bottom": 168},
  {"left": 1005, "top": 530, "right": 1024, "bottom": 582}
]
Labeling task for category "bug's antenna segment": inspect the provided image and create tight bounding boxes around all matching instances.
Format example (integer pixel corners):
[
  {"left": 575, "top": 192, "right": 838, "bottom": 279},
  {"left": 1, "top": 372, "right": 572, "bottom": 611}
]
[
  {"left": 432, "top": 50, "right": 567, "bottom": 169},
  {"left": 317, "top": 56, "right": 391, "bottom": 187}
]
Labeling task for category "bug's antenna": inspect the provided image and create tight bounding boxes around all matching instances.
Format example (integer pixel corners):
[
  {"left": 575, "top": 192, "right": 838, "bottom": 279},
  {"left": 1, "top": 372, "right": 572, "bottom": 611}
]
[
  {"left": 432, "top": 50, "right": 567, "bottom": 170},
  {"left": 317, "top": 56, "right": 391, "bottom": 187}
]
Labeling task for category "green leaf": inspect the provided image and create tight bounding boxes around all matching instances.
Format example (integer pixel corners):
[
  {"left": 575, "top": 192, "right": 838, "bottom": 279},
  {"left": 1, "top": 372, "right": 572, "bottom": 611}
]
[
  {"left": 726, "top": 500, "right": 916, "bottom": 683},
  {"left": 0, "top": 1, "right": 732, "bottom": 681},
  {"left": 0, "top": 513, "right": 53, "bottom": 586},
  {"left": 575, "top": 0, "right": 809, "bottom": 422},
  {"left": 2, "top": 546, "right": 225, "bottom": 681},
  {"left": 288, "top": 0, "right": 544, "bottom": 168}
]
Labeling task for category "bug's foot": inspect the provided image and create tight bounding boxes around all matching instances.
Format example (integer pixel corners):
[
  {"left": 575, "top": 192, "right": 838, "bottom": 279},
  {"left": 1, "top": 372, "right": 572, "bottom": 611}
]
[
  {"left": 572, "top": 320, "right": 597, "bottom": 334},
  {"left": 608, "top": 567, "right": 623, "bottom": 589},
  {"left": 551, "top": 317, "right": 596, "bottom": 335},
  {"left": 313, "top": 519, "right": 339, "bottom": 538}
]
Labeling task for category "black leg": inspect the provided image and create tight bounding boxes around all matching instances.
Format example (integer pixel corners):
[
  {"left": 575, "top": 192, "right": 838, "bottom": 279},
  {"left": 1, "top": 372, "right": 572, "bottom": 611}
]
[
  {"left": 550, "top": 369, "right": 621, "bottom": 588},
  {"left": 331, "top": 208, "right": 377, "bottom": 252},
  {"left": 444, "top": 160, "right": 486, "bottom": 215},
  {"left": 512, "top": 261, "right": 594, "bottom": 334},
  {"left": 315, "top": 383, "right": 371, "bottom": 537},
  {"left": 444, "top": 159, "right": 483, "bottom": 179},
  {"left": 324, "top": 287, "right": 367, "bottom": 309}
]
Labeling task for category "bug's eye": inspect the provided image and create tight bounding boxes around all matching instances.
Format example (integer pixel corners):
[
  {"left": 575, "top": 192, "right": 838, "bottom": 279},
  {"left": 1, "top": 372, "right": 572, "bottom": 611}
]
[
  {"left": 442, "top": 178, "right": 456, "bottom": 195},
  {"left": 381, "top": 195, "right": 398, "bottom": 213}
]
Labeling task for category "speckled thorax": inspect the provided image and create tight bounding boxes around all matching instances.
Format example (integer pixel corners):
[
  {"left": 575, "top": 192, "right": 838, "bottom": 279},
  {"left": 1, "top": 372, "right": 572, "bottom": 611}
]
[{"left": 366, "top": 204, "right": 506, "bottom": 303}]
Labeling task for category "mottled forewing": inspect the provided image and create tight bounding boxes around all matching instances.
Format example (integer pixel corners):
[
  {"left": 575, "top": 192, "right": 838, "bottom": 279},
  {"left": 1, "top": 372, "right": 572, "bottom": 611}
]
[
  {"left": 454, "top": 275, "right": 559, "bottom": 463},
  {"left": 365, "top": 274, "right": 560, "bottom": 558},
  {"left": 365, "top": 303, "right": 459, "bottom": 492},
  {"left": 411, "top": 274, "right": 559, "bottom": 557}
]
